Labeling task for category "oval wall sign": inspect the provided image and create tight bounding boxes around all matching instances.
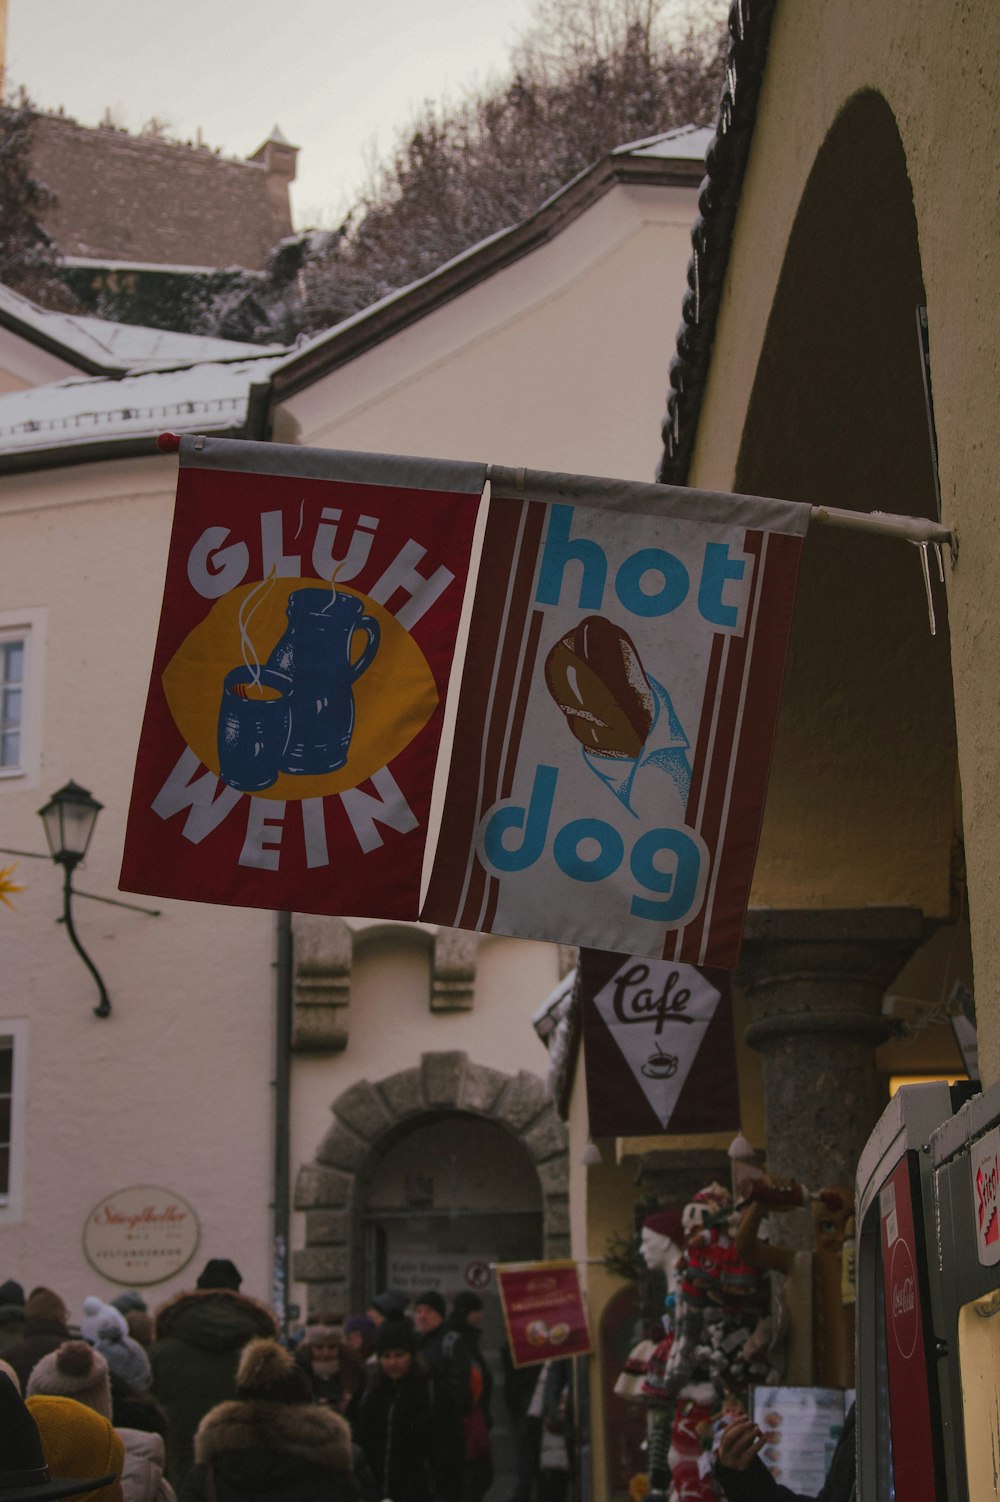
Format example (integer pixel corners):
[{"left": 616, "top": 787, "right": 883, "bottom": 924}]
[{"left": 83, "top": 1185, "right": 200, "bottom": 1286}]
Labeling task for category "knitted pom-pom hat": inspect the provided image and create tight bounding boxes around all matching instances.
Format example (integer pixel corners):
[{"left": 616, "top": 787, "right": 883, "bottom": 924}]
[
  {"left": 80, "top": 1298, "right": 127, "bottom": 1346},
  {"left": 26, "top": 1342, "right": 112, "bottom": 1420},
  {"left": 93, "top": 1317, "right": 152, "bottom": 1394},
  {"left": 235, "top": 1339, "right": 310, "bottom": 1404}
]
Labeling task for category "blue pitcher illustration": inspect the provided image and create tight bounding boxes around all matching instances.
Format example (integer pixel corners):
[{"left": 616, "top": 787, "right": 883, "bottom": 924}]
[
  {"left": 265, "top": 587, "right": 380, "bottom": 775},
  {"left": 217, "top": 586, "right": 379, "bottom": 791}
]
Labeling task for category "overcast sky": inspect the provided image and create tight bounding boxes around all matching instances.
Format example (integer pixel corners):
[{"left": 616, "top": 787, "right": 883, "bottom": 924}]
[{"left": 6, "top": 0, "right": 538, "bottom": 227}]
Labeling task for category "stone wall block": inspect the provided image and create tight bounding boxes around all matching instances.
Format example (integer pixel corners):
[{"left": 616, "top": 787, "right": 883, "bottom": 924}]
[
  {"left": 316, "top": 1120, "right": 367, "bottom": 1173},
  {"left": 305, "top": 1210, "right": 350, "bottom": 1246},
  {"left": 305, "top": 1283, "right": 349, "bottom": 1321},
  {"left": 544, "top": 1234, "right": 572, "bottom": 1261},
  {"left": 496, "top": 1070, "right": 548, "bottom": 1133},
  {"left": 459, "top": 1063, "right": 508, "bottom": 1116},
  {"left": 522, "top": 1108, "right": 568, "bottom": 1163},
  {"left": 292, "top": 1246, "right": 349, "bottom": 1282},
  {"left": 535, "top": 1156, "right": 570, "bottom": 1196},
  {"left": 294, "top": 1163, "right": 353, "bottom": 1210},
  {"left": 432, "top": 930, "right": 478, "bottom": 1011},
  {"left": 332, "top": 1080, "right": 394, "bottom": 1141},
  {"left": 422, "top": 1052, "right": 468, "bottom": 1108},
  {"left": 379, "top": 1067, "right": 424, "bottom": 1119},
  {"left": 544, "top": 1197, "right": 571, "bottom": 1236}
]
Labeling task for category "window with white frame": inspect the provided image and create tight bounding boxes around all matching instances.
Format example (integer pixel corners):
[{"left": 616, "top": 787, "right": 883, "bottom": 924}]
[
  {"left": 0, "top": 1022, "right": 27, "bottom": 1220},
  {"left": 0, "top": 610, "right": 44, "bottom": 786},
  {"left": 0, "top": 637, "right": 24, "bottom": 771}
]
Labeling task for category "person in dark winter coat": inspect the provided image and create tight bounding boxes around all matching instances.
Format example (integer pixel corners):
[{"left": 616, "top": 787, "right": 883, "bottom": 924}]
[
  {"left": 151, "top": 1260, "right": 277, "bottom": 1488},
  {"left": 447, "top": 1293, "right": 493, "bottom": 1502},
  {"left": 715, "top": 1403, "right": 856, "bottom": 1502},
  {"left": 0, "top": 1278, "right": 25, "bottom": 1350},
  {"left": 3, "top": 1287, "right": 72, "bottom": 1390},
  {"left": 354, "top": 1321, "right": 437, "bottom": 1502},
  {"left": 294, "top": 1325, "right": 364, "bottom": 1415},
  {"left": 178, "top": 1338, "right": 358, "bottom": 1502},
  {"left": 413, "top": 1292, "right": 469, "bottom": 1502}
]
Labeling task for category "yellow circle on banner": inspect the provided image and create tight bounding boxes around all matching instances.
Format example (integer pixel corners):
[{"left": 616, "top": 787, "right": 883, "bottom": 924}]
[{"left": 162, "top": 579, "right": 438, "bottom": 801}]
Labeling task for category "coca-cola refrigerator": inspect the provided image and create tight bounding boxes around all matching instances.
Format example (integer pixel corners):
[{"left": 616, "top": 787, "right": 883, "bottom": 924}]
[{"left": 855, "top": 1075, "right": 999, "bottom": 1501}]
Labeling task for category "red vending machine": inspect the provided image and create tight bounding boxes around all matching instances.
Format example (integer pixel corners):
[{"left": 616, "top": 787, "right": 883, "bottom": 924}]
[
  {"left": 855, "top": 1080, "right": 970, "bottom": 1500},
  {"left": 855, "top": 1076, "right": 999, "bottom": 1501}
]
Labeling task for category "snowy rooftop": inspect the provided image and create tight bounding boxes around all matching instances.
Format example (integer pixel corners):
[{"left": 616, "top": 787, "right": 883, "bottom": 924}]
[
  {"left": 612, "top": 124, "right": 715, "bottom": 160},
  {"left": 0, "top": 357, "right": 284, "bottom": 458},
  {"left": 0, "top": 282, "right": 285, "bottom": 374},
  {"left": 269, "top": 125, "right": 711, "bottom": 391}
]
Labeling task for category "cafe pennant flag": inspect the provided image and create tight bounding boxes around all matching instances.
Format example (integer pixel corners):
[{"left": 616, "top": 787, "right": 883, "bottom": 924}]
[
  {"left": 421, "top": 477, "right": 808, "bottom": 967},
  {"left": 120, "top": 437, "right": 484, "bottom": 919},
  {"left": 579, "top": 947, "right": 740, "bottom": 1138}
]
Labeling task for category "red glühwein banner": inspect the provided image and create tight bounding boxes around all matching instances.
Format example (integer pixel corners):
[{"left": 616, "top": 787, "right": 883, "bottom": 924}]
[{"left": 120, "top": 438, "right": 484, "bottom": 919}]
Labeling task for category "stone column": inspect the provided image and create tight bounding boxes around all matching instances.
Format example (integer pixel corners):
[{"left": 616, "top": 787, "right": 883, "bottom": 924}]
[{"left": 737, "top": 907, "right": 926, "bottom": 1238}]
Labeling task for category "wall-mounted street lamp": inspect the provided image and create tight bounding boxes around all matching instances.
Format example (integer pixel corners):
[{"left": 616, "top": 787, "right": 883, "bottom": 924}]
[{"left": 38, "top": 781, "right": 111, "bottom": 1018}]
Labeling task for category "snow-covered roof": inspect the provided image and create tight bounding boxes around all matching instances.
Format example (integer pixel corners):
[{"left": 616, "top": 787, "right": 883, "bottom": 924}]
[
  {"left": 613, "top": 124, "right": 716, "bottom": 160},
  {"left": 269, "top": 125, "right": 710, "bottom": 399},
  {"left": 0, "top": 357, "right": 283, "bottom": 462},
  {"left": 0, "top": 282, "right": 284, "bottom": 375}
]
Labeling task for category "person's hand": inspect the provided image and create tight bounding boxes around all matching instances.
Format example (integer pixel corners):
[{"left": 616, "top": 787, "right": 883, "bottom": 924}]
[{"left": 718, "top": 1416, "right": 767, "bottom": 1471}]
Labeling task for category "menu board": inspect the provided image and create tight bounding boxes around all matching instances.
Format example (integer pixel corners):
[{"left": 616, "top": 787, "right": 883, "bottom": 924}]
[{"left": 750, "top": 1386, "right": 852, "bottom": 1494}]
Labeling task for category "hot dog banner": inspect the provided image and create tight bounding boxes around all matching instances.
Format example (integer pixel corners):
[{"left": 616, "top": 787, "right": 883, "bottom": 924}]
[
  {"left": 122, "top": 438, "right": 808, "bottom": 964},
  {"left": 579, "top": 949, "right": 740, "bottom": 1137}
]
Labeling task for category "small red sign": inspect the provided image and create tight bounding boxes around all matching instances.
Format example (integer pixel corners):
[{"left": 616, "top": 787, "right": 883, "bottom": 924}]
[
  {"left": 497, "top": 1260, "right": 592, "bottom": 1368},
  {"left": 880, "top": 1157, "right": 938, "bottom": 1501}
]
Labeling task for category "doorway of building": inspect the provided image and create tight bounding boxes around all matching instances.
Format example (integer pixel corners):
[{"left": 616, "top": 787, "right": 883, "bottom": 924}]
[{"left": 361, "top": 1111, "right": 545, "bottom": 1500}]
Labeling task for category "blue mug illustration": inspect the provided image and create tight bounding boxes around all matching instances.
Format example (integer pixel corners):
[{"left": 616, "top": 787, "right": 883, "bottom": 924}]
[
  {"left": 265, "top": 587, "right": 380, "bottom": 775},
  {"left": 217, "top": 666, "right": 291, "bottom": 793}
]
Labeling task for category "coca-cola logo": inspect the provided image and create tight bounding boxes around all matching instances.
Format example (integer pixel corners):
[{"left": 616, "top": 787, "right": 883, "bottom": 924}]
[
  {"left": 976, "top": 1155, "right": 1000, "bottom": 1240},
  {"left": 889, "top": 1235, "right": 919, "bottom": 1360}
]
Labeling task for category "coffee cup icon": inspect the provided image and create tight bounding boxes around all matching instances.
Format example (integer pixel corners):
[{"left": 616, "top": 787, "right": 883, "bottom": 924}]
[{"left": 641, "top": 1047, "right": 679, "bottom": 1080}]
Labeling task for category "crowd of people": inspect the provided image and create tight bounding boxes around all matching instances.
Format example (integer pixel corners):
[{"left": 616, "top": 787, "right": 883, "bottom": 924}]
[{"left": 0, "top": 1263, "right": 533, "bottom": 1502}]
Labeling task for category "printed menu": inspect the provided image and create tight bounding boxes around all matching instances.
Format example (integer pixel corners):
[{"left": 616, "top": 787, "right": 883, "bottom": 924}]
[{"left": 750, "top": 1386, "right": 853, "bottom": 1494}]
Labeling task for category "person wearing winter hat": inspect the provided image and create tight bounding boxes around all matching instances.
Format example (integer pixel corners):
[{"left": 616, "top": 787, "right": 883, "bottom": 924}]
[
  {"left": 446, "top": 1294, "right": 493, "bottom": 1502},
  {"left": 0, "top": 1277, "right": 26, "bottom": 1349},
  {"left": 27, "top": 1344, "right": 113, "bottom": 1420},
  {"left": 122, "top": 1313, "right": 154, "bottom": 1352},
  {"left": 0, "top": 1370, "right": 118, "bottom": 1500},
  {"left": 412, "top": 1293, "right": 469, "bottom": 1502},
  {"left": 94, "top": 1320, "right": 152, "bottom": 1397},
  {"left": 194, "top": 1261, "right": 241, "bottom": 1293},
  {"left": 366, "top": 1287, "right": 409, "bottom": 1325},
  {"left": 5, "top": 1288, "right": 72, "bottom": 1390},
  {"left": 177, "top": 1338, "right": 357, "bottom": 1502},
  {"left": 81, "top": 1302, "right": 128, "bottom": 1348},
  {"left": 342, "top": 1315, "right": 376, "bottom": 1361},
  {"left": 294, "top": 1325, "right": 363, "bottom": 1415},
  {"left": 25, "top": 1392, "right": 124, "bottom": 1501},
  {"left": 110, "top": 1296, "right": 147, "bottom": 1319},
  {"left": 355, "top": 1321, "right": 439, "bottom": 1502},
  {"left": 151, "top": 1270, "right": 276, "bottom": 1488}
]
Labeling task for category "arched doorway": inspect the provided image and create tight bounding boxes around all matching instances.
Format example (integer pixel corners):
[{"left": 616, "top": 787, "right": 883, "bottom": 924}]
[
  {"left": 293, "top": 1050, "right": 569, "bottom": 1319},
  {"left": 294, "top": 1052, "right": 569, "bottom": 1500},
  {"left": 360, "top": 1112, "right": 544, "bottom": 1305}
]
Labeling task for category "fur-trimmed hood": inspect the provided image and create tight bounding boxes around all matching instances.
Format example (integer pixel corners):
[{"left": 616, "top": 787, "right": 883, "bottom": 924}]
[
  {"left": 153, "top": 1288, "right": 276, "bottom": 1350},
  {"left": 194, "top": 1399, "right": 354, "bottom": 1473}
]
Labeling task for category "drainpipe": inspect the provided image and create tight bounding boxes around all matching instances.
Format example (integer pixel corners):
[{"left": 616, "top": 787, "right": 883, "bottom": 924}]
[{"left": 273, "top": 909, "right": 293, "bottom": 1341}]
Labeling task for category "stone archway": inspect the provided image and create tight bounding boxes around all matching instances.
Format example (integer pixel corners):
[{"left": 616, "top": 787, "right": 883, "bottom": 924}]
[{"left": 292, "top": 1051, "right": 569, "bottom": 1318}]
